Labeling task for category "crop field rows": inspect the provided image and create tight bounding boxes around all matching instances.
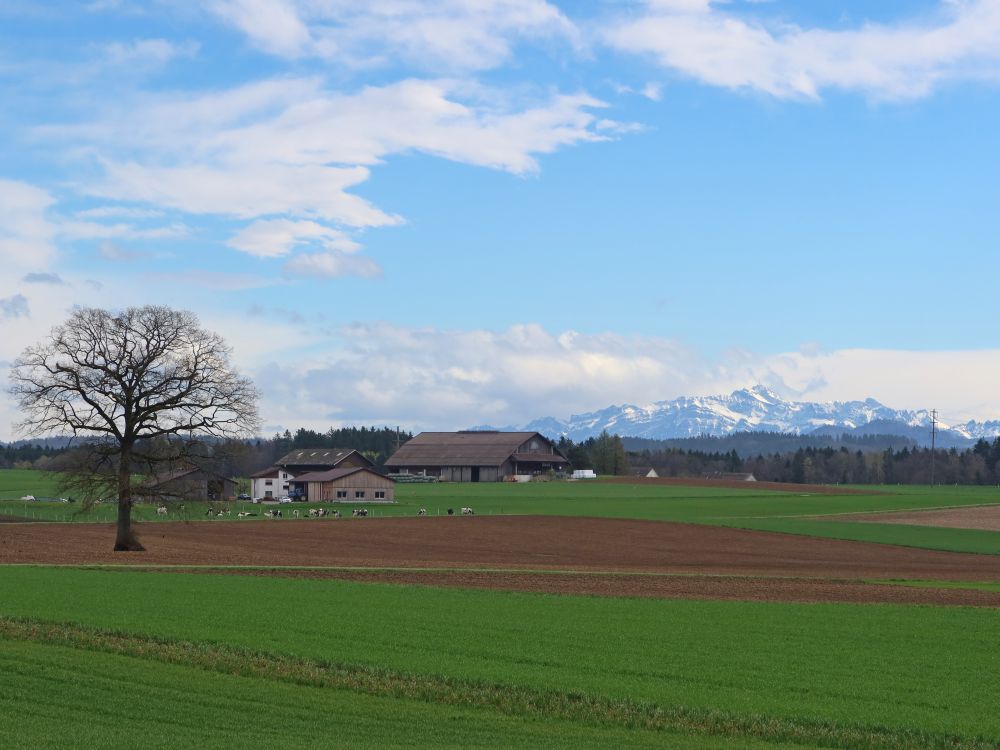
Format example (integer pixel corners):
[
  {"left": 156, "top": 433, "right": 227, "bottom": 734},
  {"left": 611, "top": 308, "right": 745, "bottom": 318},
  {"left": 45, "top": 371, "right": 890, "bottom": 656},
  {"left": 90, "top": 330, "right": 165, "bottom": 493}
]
[{"left": 2, "top": 469, "right": 1000, "bottom": 748}]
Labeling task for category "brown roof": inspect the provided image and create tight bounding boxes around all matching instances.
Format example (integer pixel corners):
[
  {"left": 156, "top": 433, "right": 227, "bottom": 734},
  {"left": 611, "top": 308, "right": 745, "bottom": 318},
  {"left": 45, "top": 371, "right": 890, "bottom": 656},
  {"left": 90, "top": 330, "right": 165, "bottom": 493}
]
[
  {"left": 249, "top": 466, "right": 280, "bottom": 479},
  {"left": 276, "top": 448, "right": 373, "bottom": 469},
  {"left": 292, "top": 467, "right": 392, "bottom": 483},
  {"left": 385, "top": 432, "right": 567, "bottom": 468}
]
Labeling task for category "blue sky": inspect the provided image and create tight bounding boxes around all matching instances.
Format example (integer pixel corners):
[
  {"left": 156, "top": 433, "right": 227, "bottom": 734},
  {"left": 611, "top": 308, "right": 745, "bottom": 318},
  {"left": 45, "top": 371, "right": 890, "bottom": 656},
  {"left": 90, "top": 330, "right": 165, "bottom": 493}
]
[{"left": 2, "top": 0, "right": 999, "bottom": 438}]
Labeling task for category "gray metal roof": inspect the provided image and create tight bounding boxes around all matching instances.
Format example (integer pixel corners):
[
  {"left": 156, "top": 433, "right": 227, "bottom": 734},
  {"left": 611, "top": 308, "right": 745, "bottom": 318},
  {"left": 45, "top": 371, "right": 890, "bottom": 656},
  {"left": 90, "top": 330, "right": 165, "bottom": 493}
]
[
  {"left": 275, "top": 448, "right": 373, "bottom": 469},
  {"left": 385, "top": 432, "right": 567, "bottom": 467}
]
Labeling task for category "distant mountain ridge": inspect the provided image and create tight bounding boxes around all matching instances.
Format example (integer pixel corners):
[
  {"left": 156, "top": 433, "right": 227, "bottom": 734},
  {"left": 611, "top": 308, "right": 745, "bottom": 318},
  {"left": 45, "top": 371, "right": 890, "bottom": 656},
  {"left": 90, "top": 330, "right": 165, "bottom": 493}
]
[{"left": 474, "top": 386, "right": 1000, "bottom": 448}]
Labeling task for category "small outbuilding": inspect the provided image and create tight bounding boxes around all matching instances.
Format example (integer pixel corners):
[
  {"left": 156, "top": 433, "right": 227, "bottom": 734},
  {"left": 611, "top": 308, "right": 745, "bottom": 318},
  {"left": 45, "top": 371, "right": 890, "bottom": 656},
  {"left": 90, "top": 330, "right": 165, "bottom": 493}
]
[
  {"left": 140, "top": 466, "right": 236, "bottom": 503},
  {"left": 289, "top": 467, "right": 395, "bottom": 503},
  {"left": 385, "top": 431, "right": 570, "bottom": 482},
  {"left": 630, "top": 467, "right": 659, "bottom": 478}
]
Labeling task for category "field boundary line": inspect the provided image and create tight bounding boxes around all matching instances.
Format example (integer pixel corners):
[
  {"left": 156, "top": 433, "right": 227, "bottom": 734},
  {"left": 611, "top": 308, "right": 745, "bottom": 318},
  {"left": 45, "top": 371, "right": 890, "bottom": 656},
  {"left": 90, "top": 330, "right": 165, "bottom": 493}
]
[{"left": 1, "top": 615, "right": 997, "bottom": 750}]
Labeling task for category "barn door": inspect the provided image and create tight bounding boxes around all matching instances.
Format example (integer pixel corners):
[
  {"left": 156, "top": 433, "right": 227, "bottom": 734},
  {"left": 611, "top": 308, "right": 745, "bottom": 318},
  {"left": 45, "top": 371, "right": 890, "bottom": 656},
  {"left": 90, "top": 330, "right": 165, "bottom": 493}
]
[{"left": 471, "top": 466, "right": 480, "bottom": 482}]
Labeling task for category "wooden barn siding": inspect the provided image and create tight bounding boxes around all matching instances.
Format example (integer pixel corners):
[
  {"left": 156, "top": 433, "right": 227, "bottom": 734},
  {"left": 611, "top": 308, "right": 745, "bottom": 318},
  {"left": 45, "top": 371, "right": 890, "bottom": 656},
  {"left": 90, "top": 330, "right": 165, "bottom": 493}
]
[{"left": 308, "top": 473, "right": 396, "bottom": 501}]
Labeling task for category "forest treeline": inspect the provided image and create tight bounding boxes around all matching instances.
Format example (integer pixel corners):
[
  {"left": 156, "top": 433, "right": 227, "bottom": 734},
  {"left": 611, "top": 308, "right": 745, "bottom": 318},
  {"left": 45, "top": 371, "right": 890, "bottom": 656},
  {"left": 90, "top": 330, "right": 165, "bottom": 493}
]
[
  {"left": 1, "top": 426, "right": 413, "bottom": 475},
  {"left": 560, "top": 430, "right": 1000, "bottom": 485},
  {"left": 6, "top": 426, "right": 1000, "bottom": 485}
]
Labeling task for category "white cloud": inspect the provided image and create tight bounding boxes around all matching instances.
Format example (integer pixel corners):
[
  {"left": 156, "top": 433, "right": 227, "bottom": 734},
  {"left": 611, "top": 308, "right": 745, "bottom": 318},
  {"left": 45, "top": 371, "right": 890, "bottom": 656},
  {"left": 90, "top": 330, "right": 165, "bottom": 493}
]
[
  {"left": 98, "top": 241, "right": 152, "bottom": 262},
  {"left": 209, "top": 0, "right": 579, "bottom": 71},
  {"left": 101, "top": 38, "right": 199, "bottom": 68},
  {"left": 22, "top": 272, "right": 64, "bottom": 285},
  {"left": 227, "top": 218, "right": 361, "bottom": 258},
  {"left": 283, "top": 251, "right": 383, "bottom": 279},
  {"left": 44, "top": 77, "right": 611, "bottom": 272},
  {"left": 245, "top": 322, "right": 1000, "bottom": 433},
  {"left": 604, "top": 0, "right": 1000, "bottom": 99},
  {"left": 0, "top": 179, "right": 57, "bottom": 271}
]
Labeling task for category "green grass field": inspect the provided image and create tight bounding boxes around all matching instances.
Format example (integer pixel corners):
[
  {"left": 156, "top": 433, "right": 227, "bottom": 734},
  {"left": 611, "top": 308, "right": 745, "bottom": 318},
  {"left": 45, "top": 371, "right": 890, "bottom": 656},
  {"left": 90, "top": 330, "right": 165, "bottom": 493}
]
[
  {"left": 4, "top": 468, "right": 1000, "bottom": 552},
  {"left": 4, "top": 468, "right": 1000, "bottom": 747},
  {"left": 2, "top": 567, "right": 999, "bottom": 749}
]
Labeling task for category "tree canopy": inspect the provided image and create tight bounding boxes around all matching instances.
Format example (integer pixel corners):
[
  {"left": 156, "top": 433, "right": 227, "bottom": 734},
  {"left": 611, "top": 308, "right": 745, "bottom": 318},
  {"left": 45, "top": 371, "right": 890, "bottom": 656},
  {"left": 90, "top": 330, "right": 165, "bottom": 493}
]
[{"left": 9, "top": 305, "right": 259, "bottom": 550}]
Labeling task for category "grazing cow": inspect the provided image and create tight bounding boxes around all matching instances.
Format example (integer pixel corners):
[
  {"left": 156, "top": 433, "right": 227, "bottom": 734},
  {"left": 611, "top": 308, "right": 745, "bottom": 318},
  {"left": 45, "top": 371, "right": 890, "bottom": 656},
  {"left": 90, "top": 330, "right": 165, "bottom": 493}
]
[
  {"left": 216, "top": 511, "right": 225, "bottom": 518},
  {"left": 417, "top": 508, "right": 427, "bottom": 516},
  {"left": 332, "top": 510, "right": 341, "bottom": 518},
  {"left": 461, "top": 507, "right": 474, "bottom": 515},
  {"left": 156, "top": 506, "right": 168, "bottom": 516},
  {"left": 352, "top": 508, "right": 368, "bottom": 517},
  {"left": 292, "top": 509, "right": 300, "bottom": 518},
  {"left": 237, "top": 511, "right": 249, "bottom": 518},
  {"left": 308, "top": 508, "right": 319, "bottom": 518},
  {"left": 264, "top": 509, "right": 283, "bottom": 519},
  {"left": 447, "top": 508, "right": 454, "bottom": 515}
]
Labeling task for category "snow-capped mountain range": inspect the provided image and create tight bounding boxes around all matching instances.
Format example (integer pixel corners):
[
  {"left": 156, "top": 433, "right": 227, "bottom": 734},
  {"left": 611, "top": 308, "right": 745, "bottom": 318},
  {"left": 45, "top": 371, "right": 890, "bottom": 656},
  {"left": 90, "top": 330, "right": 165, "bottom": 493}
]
[{"left": 476, "top": 386, "right": 1000, "bottom": 447}]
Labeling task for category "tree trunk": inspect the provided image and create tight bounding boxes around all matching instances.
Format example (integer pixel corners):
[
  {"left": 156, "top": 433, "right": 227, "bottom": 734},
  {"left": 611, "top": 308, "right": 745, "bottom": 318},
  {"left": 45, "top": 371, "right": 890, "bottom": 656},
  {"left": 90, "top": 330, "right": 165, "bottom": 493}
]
[{"left": 114, "top": 443, "right": 144, "bottom": 552}]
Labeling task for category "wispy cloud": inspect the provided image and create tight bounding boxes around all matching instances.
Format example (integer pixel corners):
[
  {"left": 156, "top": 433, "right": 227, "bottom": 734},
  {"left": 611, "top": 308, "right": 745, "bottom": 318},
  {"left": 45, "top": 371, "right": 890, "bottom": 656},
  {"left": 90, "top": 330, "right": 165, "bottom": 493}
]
[
  {"left": 604, "top": 0, "right": 1000, "bottom": 100},
  {"left": 0, "top": 294, "right": 30, "bottom": 320},
  {"left": 0, "top": 180, "right": 56, "bottom": 272},
  {"left": 209, "top": 0, "right": 579, "bottom": 71}
]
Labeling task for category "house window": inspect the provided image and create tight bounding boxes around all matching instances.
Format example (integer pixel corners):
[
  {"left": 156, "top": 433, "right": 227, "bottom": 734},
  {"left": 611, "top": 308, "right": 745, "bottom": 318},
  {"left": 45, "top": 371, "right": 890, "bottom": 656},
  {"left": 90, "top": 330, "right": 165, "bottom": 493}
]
[
  {"left": 265, "top": 490, "right": 272, "bottom": 497},
  {"left": 375, "top": 491, "right": 385, "bottom": 499},
  {"left": 336, "top": 490, "right": 347, "bottom": 499},
  {"left": 355, "top": 490, "right": 365, "bottom": 499},
  {"left": 265, "top": 480, "right": 272, "bottom": 486},
  {"left": 281, "top": 472, "right": 287, "bottom": 479}
]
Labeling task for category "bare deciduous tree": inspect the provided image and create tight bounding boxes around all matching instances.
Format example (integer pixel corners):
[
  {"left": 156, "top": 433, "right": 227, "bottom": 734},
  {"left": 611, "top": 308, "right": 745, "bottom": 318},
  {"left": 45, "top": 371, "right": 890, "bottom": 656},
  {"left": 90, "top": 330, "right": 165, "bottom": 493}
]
[{"left": 9, "top": 306, "right": 259, "bottom": 550}]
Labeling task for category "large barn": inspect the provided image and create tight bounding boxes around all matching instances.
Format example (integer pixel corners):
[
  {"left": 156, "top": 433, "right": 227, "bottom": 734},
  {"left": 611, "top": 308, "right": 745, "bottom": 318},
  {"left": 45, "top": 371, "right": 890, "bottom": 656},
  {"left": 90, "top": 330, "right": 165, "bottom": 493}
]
[
  {"left": 384, "top": 431, "right": 570, "bottom": 482},
  {"left": 251, "top": 448, "right": 374, "bottom": 500}
]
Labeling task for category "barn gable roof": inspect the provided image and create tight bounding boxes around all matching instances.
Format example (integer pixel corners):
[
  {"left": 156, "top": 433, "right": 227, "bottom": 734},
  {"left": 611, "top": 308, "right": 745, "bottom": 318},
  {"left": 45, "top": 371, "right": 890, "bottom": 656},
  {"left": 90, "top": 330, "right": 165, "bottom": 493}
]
[
  {"left": 275, "top": 448, "right": 373, "bottom": 469},
  {"left": 292, "top": 466, "right": 392, "bottom": 483},
  {"left": 385, "top": 431, "right": 568, "bottom": 467}
]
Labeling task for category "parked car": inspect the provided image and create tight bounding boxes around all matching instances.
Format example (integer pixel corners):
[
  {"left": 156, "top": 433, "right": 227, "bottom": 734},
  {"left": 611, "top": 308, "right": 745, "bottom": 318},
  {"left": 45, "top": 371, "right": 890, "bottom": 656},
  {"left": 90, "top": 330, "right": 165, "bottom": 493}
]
[
  {"left": 277, "top": 496, "right": 292, "bottom": 504},
  {"left": 237, "top": 493, "right": 251, "bottom": 501},
  {"left": 20, "top": 495, "right": 36, "bottom": 501}
]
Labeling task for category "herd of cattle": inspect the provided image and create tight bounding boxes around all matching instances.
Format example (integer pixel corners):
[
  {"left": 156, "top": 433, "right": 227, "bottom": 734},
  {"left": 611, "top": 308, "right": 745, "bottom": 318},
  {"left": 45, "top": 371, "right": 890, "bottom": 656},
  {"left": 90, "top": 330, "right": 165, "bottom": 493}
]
[{"left": 154, "top": 505, "right": 474, "bottom": 519}]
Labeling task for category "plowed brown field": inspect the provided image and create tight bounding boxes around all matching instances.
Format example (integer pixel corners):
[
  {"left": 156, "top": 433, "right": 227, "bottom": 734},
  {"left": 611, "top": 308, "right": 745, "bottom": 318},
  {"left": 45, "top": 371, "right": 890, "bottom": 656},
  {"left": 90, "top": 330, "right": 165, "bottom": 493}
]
[
  {"left": 841, "top": 504, "right": 1000, "bottom": 531},
  {"left": 3, "top": 515, "right": 1000, "bottom": 607},
  {"left": 602, "top": 477, "right": 885, "bottom": 494}
]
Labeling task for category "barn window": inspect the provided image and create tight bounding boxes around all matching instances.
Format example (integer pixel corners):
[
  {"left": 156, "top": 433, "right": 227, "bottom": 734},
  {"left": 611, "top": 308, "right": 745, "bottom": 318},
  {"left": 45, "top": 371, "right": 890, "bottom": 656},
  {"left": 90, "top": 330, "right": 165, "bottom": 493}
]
[
  {"left": 355, "top": 490, "right": 365, "bottom": 499},
  {"left": 375, "top": 491, "right": 385, "bottom": 499},
  {"left": 336, "top": 490, "right": 347, "bottom": 499}
]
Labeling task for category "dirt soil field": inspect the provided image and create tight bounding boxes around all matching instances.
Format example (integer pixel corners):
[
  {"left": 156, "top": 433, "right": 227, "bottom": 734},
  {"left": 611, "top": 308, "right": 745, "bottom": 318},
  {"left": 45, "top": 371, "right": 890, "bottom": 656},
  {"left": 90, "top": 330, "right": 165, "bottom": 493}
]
[
  {"left": 840, "top": 504, "right": 1000, "bottom": 531},
  {"left": 601, "top": 477, "right": 886, "bottom": 494},
  {"left": 4, "top": 515, "right": 1000, "bottom": 586}
]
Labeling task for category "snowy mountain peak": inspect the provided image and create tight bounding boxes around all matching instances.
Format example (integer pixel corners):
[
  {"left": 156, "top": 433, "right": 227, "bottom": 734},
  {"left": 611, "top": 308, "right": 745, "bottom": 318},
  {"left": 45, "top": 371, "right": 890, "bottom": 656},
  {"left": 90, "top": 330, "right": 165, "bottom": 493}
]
[{"left": 484, "top": 387, "right": 1000, "bottom": 447}]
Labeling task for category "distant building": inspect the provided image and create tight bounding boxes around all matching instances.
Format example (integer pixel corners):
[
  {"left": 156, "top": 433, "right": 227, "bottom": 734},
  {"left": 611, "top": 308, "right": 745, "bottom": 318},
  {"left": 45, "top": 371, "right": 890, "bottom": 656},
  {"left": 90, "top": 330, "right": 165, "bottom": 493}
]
[
  {"left": 631, "top": 467, "right": 659, "bottom": 478},
  {"left": 140, "top": 466, "right": 236, "bottom": 502},
  {"left": 289, "top": 467, "right": 395, "bottom": 503},
  {"left": 385, "top": 431, "right": 570, "bottom": 482},
  {"left": 251, "top": 448, "right": 374, "bottom": 500}
]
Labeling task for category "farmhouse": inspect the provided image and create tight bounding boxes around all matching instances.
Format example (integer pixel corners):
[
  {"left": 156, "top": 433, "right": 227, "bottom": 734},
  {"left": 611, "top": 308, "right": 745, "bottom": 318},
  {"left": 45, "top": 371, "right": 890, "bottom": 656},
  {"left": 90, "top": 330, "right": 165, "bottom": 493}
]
[
  {"left": 140, "top": 466, "right": 236, "bottom": 503},
  {"left": 385, "top": 431, "right": 570, "bottom": 482},
  {"left": 251, "top": 448, "right": 374, "bottom": 499},
  {"left": 289, "top": 467, "right": 395, "bottom": 503}
]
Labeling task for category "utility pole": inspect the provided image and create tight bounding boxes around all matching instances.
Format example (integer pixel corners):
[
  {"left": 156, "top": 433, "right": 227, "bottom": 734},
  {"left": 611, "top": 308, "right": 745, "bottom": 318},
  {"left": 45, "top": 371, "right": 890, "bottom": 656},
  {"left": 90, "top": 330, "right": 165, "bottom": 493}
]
[{"left": 930, "top": 409, "right": 937, "bottom": 486}]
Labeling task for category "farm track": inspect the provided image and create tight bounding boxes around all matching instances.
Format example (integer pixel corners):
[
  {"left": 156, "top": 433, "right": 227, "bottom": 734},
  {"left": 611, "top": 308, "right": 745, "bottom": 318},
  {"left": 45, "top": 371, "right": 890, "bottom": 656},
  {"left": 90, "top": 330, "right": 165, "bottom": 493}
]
[
  {"left": 3, "top": 515, "right": 1000, "bottom": 602},
  {"left": 601, "top": 477, "right": 887, "bottom": 495},
  {"left": 134, "top": 567, "right": 1000, "bottom": 607}
]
